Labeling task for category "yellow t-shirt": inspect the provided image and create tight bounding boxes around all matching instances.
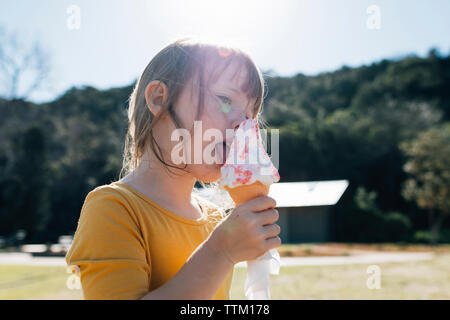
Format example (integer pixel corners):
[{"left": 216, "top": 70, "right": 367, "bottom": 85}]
[{"left": 65, "top": 181, "right": 233, "bottom": 300}]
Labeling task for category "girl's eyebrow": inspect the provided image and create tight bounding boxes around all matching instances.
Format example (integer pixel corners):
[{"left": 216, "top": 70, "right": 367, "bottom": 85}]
[
  {"left": 213, "top": 83, "right": 242, "bottom": 94},
  {"left": 225, "top": 86, "right": 241, "bottom": 94},
  {"left": 227, "top": 87, "right": 241, "bottom": 93}
]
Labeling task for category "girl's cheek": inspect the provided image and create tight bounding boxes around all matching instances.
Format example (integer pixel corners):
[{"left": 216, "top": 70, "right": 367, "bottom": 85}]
[{"left": 202, "top": 103, "right": 228, "bottom": 132}]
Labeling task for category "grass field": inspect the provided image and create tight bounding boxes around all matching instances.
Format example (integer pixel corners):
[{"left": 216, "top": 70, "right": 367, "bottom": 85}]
[
  {"left": 231, "top": 252, "right": 450, "bottom": 299},
  {"left": 0, "top": 265, "right": 83, "bottom": 300},
  {"left": 1, "top": 251, "right": 449, "bottom": 299}
]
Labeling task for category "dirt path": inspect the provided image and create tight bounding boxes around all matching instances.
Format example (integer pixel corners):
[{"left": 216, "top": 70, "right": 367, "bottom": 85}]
[
  {"left": 0, "top": 251, "right": 434, "bottom": 268},
  {"left": 0, "top": 253, "right": 67, "bottom": 266},
  {"left": 236, "top": 252, "right": 434, "bottom": 268}
]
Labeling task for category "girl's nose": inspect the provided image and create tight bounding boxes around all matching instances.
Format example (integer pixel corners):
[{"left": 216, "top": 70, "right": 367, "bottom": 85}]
[{"left": 231, "top": 114, "right": 249, "bottom": 131}]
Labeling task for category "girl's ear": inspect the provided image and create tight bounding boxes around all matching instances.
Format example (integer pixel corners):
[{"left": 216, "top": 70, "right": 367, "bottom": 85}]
[{"left": 145, "top": 80, "right": 169, "bottom": 117}]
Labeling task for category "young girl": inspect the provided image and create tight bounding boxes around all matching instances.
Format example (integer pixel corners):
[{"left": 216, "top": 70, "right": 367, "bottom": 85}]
[{"left": 65, "top": 38, "right": 281, "bottom": 300}]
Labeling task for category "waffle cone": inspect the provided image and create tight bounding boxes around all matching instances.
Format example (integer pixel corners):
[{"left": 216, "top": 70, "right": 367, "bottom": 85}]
[{"left": 224, "top": 181, "right": 270, "bottom": 206}]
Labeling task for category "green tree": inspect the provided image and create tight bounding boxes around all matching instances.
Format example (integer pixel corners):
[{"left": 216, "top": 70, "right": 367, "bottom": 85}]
[
  {"left": 336, "top": 186, "right": 411, "bottom": 242},
  {"left": 400, "top": 123, "right": 450, "bottom": 244},
  {"left": 6, "top": 126, "right": 51, "bottom": 241}
]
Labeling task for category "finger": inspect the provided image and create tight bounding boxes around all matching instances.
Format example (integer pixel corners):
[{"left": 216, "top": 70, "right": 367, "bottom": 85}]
[
  {"left": 264, "top": 236, "right": 282, "bottom": 250},
  {"left": 254, "top": 208, "right": 279, "bottom": 226},
  {"left": 262, "top": 223, "right": 281, "bottom": 239},
  {"left": 243, "top": 196, "right": 277, "bottom": 213}
]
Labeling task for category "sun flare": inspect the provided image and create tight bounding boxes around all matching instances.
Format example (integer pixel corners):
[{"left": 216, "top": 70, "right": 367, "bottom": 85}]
[{"left": 146, "top": 0, "right": 282, "bottom": 52}]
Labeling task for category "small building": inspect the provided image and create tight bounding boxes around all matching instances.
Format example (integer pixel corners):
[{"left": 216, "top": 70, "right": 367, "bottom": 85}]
[{"left": 268, "top": 180, "right": 349, "bottom": 243}]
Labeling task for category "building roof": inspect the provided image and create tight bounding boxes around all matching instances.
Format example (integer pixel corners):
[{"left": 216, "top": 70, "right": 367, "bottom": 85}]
[{"left": 268, "top": 180, "right": 349, "bottom": 207}]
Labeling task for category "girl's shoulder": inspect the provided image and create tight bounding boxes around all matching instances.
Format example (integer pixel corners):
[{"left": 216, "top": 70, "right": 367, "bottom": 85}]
[
  {"left": 79, "top": 181, "right": 151, "bottom": 226},
  {"left": 81, "top": 182, "right": 137, "bottom": 216},
  {"left": 74, "top": 183, "right": 143, "bottom": 239},
  {"left": 84, "top": 181, "right": 133, "bottom": 206}
]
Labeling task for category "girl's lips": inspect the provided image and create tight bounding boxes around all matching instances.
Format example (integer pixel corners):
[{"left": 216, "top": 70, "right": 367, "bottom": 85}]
[
  {"left": 215, "top": 142, "right": 230, "bottom": 165},
  {"left": 223, "top": 142, "right": 227, "bottom": 162}
]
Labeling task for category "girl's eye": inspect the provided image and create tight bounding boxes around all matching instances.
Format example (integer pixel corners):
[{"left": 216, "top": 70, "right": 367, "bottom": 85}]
[{"left": 218, "top": 95, "right": 232, "bottom": 106}]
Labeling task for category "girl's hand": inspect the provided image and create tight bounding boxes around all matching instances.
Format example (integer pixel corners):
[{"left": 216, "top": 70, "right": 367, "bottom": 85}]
[{"left": 208, "top": 196, "right": 281, "bottom": 264}]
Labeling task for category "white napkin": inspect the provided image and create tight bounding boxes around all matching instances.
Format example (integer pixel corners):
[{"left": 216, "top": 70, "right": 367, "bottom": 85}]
[{"left": 244, "top": 248, "right": 280, "bottom": 300}]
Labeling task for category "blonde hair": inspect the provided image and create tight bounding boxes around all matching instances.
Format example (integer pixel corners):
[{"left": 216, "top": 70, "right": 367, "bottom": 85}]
[{"left": 120, "top": 37, "right": 268, "bottom": 213}]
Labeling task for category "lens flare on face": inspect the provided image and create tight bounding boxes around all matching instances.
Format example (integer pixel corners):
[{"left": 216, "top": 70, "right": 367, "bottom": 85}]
[
  {"left": 220, "top": 103, "right": 231, "bottom": 113},
  {"left": 218, "top": 47, "right": 233, "bottom": 57}
]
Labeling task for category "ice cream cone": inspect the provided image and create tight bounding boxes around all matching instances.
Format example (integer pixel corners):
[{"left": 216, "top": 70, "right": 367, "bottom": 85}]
[
  {"left": 224, "top": 181, "right": 270, "bottom": 206},
  {"left": 218, "top": 118, "right": 281, "bottom": 300}
]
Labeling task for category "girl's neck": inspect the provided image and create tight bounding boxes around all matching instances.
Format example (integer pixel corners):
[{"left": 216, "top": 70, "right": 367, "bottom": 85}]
[{"left": 120, "top": 156, "right": 201, "bottom": 218}]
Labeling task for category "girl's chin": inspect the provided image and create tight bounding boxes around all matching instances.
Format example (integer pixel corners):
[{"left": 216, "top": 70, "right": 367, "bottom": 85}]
[{"left": 196, "top": 163, "right": 222, "bottom": 183}]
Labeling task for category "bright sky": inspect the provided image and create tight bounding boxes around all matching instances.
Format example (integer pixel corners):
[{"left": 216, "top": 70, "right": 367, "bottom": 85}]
[{"left": 0, "top": 0, "right": 449, "bottom": 102}]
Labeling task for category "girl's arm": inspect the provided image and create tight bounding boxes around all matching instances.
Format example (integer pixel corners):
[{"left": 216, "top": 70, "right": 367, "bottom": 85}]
[
  {"left": 140, "top": 195, "right": 280, "bottom": 300},
  {"left": 140, "top": 235, "right": 233, "bottom": 300}
]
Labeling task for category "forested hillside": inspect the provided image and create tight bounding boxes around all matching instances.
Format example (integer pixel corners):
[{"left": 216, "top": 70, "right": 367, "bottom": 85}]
[{"left": 1, "top": 49, "right": 448, "bottom": 243}]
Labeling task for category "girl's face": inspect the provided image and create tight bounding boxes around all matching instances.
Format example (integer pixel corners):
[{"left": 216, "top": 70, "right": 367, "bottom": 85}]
[{"left": 171, "top": 59, "right": 257, "bottom": 183}]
